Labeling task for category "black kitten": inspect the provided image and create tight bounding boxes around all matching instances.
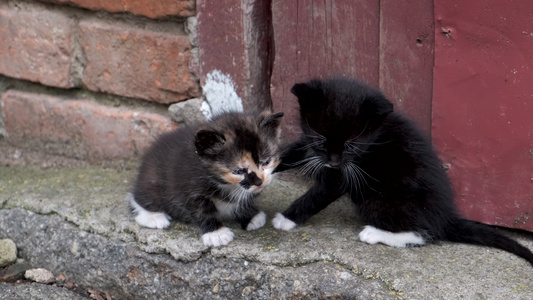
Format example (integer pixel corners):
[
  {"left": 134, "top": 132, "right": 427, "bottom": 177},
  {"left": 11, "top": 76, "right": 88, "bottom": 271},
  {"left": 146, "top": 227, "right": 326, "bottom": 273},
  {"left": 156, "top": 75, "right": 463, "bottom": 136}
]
[
  {"left": 130, "top": 110, "right": 284, "bottom": 247},
  {"left": 273, "top": 77, "right": 533, "bottom": 266}
]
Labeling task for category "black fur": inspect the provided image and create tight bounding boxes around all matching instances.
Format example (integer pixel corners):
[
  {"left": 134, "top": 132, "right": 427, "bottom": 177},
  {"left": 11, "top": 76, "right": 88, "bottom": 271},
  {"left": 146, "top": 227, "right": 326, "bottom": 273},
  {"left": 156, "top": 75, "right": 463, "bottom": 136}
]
[{"left": 276, "top": 77, "right": 533, "bottom": 266}]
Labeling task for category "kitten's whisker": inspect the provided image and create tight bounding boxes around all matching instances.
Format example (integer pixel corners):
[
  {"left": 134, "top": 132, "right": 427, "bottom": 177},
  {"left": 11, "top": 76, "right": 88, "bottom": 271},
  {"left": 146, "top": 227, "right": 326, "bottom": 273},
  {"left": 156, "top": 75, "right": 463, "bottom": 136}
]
[
  {"left": 345, "top": 163, "right": 365, "bottom": 200},
  {"left": 234, "top": 189, "right": 246, "bottom": 209},
  {"left": 302, "top": 121, "right": 326, "bottom": 140},
  {"left": 298, "top": 157, "right": 323, "bottom": 177},
  {"left": 340, "top": 165, "right": 352, "bottom": 192},
  {"left": 353, "top": 164, "right": 379, "bottom": 183},
  {"left": 346, "top": 162, "right": 380, "bottom": 195},
  {"left": 352, "top": 121, "right": 370, "bottom": 140},
  {"left": 346, "top": 140, "right": 392, "bottom": 146},
  {"left": 294, "top": 139, "right": 324, "bottom": 151},
  {"left": 298, "top": 162, "right": 314, "bottom": 176},
  {"left": 311, "top": 160, "right": 325, "bottom": 177},
  {"left": 285, "top": 156, "right": 320, "bottom": 167}
]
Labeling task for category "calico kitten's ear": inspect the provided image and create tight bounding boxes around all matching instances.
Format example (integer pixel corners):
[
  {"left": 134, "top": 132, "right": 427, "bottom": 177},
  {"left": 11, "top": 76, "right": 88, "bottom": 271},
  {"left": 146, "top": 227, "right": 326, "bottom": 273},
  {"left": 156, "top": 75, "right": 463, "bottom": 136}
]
[
  {"left": 259, "top": 112, "right": 284, "bottom": 139},
  {"left": 195, "top": 129, "right": 226, "bottom": 156}
]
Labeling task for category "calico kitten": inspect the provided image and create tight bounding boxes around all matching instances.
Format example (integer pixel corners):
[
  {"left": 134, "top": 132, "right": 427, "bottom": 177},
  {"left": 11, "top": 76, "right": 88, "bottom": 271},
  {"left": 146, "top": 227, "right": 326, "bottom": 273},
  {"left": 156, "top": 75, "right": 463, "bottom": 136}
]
[
  {"left": 130, "top": 110, "right": 284, "bottom": 247},
  {"left": 273, "top": 77, "right": 533, "bottom": 265}
]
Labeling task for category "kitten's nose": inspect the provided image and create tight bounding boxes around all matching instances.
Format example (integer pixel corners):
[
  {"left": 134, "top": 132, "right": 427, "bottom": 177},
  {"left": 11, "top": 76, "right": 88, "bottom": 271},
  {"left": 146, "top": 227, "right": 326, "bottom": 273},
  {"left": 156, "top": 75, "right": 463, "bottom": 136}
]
[
  {"left": 327, "top": 154, "right": 341, "bottom": 168},
  {"left": 247, "top": 172, "right": 263, "bottom": 186}
]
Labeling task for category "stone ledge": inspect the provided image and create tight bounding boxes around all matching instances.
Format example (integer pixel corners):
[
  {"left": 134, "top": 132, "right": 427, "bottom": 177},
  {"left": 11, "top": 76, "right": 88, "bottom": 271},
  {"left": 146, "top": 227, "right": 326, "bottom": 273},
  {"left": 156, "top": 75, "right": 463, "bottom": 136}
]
[{"left": 0, "top": 164, "right": 532, "bottom": 299}]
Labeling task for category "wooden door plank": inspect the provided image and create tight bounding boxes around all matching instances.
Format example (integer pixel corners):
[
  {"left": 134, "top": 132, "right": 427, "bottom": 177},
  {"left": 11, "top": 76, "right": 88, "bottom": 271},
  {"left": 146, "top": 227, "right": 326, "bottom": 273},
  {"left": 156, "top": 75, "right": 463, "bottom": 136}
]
[
  {"left": 271, "top": 0, "right": 380, "bottom": 140},
  {"left": 432, "top": 0, "right": 533, "bottom": 230},
  {"left": 379, "top": 0, "right": 435, "bottom": 133}
]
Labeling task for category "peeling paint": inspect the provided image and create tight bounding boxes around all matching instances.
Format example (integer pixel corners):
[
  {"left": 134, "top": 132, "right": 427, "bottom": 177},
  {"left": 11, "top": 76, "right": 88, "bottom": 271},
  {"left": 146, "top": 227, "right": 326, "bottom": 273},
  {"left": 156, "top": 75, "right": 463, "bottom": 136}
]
[
  {"left": 202, "top": 70, "right": 243, "bottom": 119},
  {"left": 200, "top": 101, "right": 212, "bottom": 120}
]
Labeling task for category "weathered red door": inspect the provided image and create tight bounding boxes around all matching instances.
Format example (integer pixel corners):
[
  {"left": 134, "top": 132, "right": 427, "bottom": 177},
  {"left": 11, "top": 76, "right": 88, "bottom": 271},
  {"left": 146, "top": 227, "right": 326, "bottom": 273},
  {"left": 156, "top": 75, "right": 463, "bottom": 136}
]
[
  {"left": 197, "top": 0, "right": 533, "bottom": 231},
  {"left": 270, "top": 0, "right": 435, "bottom": 140},
  {"left": 432, "top": 0, "right": 533, "bottom": 231}
]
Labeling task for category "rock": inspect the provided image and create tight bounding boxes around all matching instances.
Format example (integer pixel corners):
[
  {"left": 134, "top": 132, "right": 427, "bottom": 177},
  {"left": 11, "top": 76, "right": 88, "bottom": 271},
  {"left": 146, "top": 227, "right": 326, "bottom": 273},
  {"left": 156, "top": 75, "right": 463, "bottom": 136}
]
[
  {"left": 0, "top": 261, "right": 32, "bottom": 283},
  {"left": 0, "top": 208, "right": 395, "bottom": 300},
  {"left": 168, "top": 97, "right": 208, "bottom": 124},
  {"left": 25, "top": 268, "right": 55, "bottom": 284},
  {"left": 0, "top": 239, "right": 17, "bottom": 267},
  {"left": 0, "top": 282, "right": 90, "bottom": 300}
]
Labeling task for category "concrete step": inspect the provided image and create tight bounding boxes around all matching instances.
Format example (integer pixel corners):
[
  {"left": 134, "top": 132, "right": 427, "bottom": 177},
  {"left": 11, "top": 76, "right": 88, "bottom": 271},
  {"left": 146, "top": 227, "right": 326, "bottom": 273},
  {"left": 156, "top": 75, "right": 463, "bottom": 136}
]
[{"left": 0, "top": 165, "right": 531, "bottom": 299}]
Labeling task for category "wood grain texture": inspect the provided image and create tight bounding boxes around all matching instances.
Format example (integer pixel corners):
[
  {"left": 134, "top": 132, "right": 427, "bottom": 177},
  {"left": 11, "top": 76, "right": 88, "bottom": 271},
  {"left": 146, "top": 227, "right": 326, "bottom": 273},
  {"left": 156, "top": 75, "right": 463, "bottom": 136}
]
[
  {"left": 379, "top": 0, "right": 435, "bottom": 133},
  {"left": 432, "top": 0, "right": 533, "bottom": 230},
  {"left": 271, "top": 0, "right": 380, "bottom": 140}
]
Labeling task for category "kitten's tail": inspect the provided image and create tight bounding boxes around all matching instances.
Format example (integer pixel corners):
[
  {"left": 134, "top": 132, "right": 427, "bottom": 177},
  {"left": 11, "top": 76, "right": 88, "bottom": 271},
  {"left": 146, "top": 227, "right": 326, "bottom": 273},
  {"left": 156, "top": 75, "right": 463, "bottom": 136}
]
[{"left": 444, "top": 218, "right": 533, "bottom": 266}]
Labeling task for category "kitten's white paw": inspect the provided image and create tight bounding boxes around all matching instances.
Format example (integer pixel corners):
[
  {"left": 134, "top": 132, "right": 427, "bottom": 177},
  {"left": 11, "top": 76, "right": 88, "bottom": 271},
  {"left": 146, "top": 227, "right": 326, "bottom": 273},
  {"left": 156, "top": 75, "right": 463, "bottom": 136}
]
[
  {"left": 358, "top": 225, "right": 382, "bottom": 245},
  {"left": 358, "top": 225, "right": 425, "bottom": 248},
  {"left": 246, "top": 211, "right": 267, "bottom": 231},
  {"left": 202, "top": 227, "right": 234, "bottom": 247},
  {"left": 134, "top": 211, "right": 171, "bottom": 229},
  {"left": 272, "top": 213, "right": 297, "bottom": 231},
  {"left": 129, "top": 194, "right": 171, "bottom": 229}
]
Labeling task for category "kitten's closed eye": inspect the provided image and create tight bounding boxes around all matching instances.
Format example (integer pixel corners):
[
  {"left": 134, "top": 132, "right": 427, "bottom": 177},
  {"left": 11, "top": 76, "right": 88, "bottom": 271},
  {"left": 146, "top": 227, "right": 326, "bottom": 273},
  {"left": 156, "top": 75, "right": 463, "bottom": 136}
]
[
  {"left": 261, "top": 159, "right": 274, "bottom": 169},
  {"left": 232, "top": 168, "right": 247, "bottom": 175}
]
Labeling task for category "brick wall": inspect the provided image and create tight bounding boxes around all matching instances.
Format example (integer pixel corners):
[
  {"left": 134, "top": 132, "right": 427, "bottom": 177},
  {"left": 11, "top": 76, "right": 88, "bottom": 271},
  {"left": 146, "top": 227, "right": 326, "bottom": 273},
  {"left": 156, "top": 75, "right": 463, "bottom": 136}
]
[{"left": 0, "top": 0, "right": 199, "bottom": 162}]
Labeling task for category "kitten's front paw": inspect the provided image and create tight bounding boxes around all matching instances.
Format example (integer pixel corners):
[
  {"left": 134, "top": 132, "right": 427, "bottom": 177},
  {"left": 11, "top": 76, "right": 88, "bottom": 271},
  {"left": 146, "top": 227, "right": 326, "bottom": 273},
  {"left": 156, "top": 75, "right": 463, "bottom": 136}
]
[
  {"left": 246, "top": 211, "right": 267, "bottom": 231},
  {"left": 358, "top": 225, "right": 382, "bottom": 245},
  {"left": 202, "top": 227, "right": 234, "bottom": 247},
  {"left": 272, "top": 213, "right": 297, "bottom": 231}
]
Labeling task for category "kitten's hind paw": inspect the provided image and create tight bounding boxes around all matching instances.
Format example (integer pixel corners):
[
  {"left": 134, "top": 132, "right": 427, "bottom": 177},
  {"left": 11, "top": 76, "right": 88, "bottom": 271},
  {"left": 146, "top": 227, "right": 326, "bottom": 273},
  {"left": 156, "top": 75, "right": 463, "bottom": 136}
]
[
  {"left": 246, "top": 211, "right": 267, "bottom": 231},
  {"left": 358, "top": 225, "right": 425, "bottom": 248},
  {"left": 358, "top": 225, "right": 382, "bottom": 245},
  {"left": 202, "top": 227, "right": 234, "bottom": 247},
  {"left": 272, "top": 213, "right": 297, "bottom": 231},
  {"left": 129, "top": 194, "right": 171, "bottom": 229},
  {"left": 134, "top": 211, "right": 171, "bottom": 229}
]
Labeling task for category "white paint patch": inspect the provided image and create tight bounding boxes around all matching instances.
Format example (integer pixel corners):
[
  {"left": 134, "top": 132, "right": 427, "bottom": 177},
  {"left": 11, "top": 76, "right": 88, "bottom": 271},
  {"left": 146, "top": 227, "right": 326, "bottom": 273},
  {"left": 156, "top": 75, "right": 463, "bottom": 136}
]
[
  {"left": 128, "top": 193, "right": 171, "bottom": 229},
  {"left": 272, "top": 213, "right": 297, "bottom": 231},
  {"left": 202, "top": 227, "right": 234, "bottom": 247},
  {"left": 203, "top": 70, "right": 243, "bottom": 118},
  {"left": 358, "top": 225, "right": 425, "bottom": 248},
  {"left": 200, "top": 100, "right": 213, "bottom": 120},
  {"left": 246, "top": 211, "right": 266, "bottom": 231}
]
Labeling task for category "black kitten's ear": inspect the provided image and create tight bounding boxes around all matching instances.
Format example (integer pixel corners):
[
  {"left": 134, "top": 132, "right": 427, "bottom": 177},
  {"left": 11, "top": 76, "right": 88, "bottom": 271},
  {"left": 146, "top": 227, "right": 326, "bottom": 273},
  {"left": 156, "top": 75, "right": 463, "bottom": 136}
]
[
  {"left": 360, "top": 94, "right": 393, "bottom": 131},
  {"left": 362, "top": 94, "right": 393, "bottom": 117},
  {"left": 290, "top": 82, "right": 313, "bottom": 98},
  {"left": 259, "top": 112, "right": 284, "bottom": 139},
  {"left": 291, "top": 80, "right": 323, "bottom": 111},
  {"left": 195, "top": 129, "right": 226, "bottom": 156}
]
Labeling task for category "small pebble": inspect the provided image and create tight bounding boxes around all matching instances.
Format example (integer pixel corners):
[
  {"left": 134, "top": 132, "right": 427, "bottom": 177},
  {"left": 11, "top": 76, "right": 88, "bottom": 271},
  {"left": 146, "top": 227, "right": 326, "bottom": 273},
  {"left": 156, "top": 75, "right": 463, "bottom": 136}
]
[
  {"left": 25, "top": 268, "right": 55, "bottom": 284},
  {"left": 0, "top": 239, "right": 17, "bottom": 268}
]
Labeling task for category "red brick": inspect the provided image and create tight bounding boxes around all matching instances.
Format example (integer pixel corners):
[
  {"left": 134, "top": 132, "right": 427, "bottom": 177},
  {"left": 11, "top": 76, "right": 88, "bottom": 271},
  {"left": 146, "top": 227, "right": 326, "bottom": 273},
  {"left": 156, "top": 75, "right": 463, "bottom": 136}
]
[
  {"left": 0, "top": 5, "right": 76, "bottom": 88},
  {"left": 79, "top": 19, "right": 200, "bottom": 104},
  {"left": 1, "top": 90, "right": 176, "bottom": 161},
  {"left": 40, "top": 0, "right": 195, "bottom": 19}
]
